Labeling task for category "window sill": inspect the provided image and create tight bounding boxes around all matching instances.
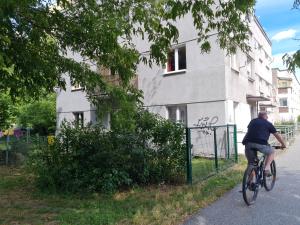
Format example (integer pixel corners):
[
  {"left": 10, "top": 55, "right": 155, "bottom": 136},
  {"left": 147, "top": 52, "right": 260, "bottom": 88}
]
[
  {"left": 248, "top": 76, "right": 255, "bottom": 82},
  {"left": 163, "top": 69, "right": 187, "bottom": 76},
  {"left": 231, "top": 68, "right": 239, "bottom": 74},
  {"left": 71, "top": 88, "right": 84, "bottom": 92}
]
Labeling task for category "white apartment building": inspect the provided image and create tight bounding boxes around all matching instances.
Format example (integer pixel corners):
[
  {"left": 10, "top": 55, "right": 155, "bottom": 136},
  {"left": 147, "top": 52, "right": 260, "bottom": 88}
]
[
  {"left": 272, "top": 68, "right": 300, "bottom": 122},
  {"left": 56, "top": 14, "right": 275, "bottom": 152},
  {"left": 135, "top": 14, "right": 274, "bottom": 152}
]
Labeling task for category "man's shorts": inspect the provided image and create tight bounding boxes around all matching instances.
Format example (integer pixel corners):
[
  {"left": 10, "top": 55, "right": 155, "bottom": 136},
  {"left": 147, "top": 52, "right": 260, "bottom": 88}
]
[{"left": 245, "top": 142, "right": 274, "bottom": 165}]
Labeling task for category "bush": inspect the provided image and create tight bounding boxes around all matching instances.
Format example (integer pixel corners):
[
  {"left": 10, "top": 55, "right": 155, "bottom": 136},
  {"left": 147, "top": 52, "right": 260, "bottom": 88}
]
[
  {"left": 274, "top": 120, "right": 295, "bottom": 126},
  {"left": 27, "top": 110, "right": 186, "bottom": 193}
]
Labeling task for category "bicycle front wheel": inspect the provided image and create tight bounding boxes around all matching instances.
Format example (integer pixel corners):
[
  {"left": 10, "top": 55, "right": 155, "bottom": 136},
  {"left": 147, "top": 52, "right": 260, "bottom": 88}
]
[
  {"left": 264, "top": 160, "right": 276, "bottom": 191},
  {"left": 242, "top": 166, "right": 259, "bottom": 206}
]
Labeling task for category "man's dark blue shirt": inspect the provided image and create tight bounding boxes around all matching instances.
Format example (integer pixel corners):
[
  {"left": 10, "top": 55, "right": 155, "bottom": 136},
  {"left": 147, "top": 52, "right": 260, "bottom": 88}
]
[{"left": 242, "top": 118, "right": 277, "bottom": 145}]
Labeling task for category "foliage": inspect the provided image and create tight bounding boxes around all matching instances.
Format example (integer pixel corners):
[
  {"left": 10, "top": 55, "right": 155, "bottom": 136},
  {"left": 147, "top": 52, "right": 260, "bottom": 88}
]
[
  {"left": 16, "top": 94, "right": 56, "bottom": 135},
  {"left": 283, "top": 50, "right": 300, "bottom": 73},
  {"left": 0, "top": 93, "right": 14, "bottom": 129},
  {"left": 1, "top": 0, "right": 255, "bottom": 99},
  {"left": 274, "top": 120, "right": 295, "bottom": 126},
  {"left": 27, "top": 109, "right": 186, "bottom": 193},
  {"left": 283, "top": 1, "right": 300, "bottom": 72}
]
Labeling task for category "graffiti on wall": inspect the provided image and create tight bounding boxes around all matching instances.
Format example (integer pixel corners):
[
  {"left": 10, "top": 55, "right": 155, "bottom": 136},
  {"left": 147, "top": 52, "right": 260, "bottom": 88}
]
[{"left": 193, "top": 116, "right": 219, "bottom": 135}]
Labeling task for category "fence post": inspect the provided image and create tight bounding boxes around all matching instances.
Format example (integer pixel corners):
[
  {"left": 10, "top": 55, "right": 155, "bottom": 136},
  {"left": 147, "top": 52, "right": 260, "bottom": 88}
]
[
  {"left": 5, "top": 135, "right": 9, "bottom": 165},
  {"left": 213, "top": 127, "right": 219, "bottom": 172},
  {"left": 233, "top": 125, "right": 238, "bottom": 163},
  {"left": 186, "top": 128, "right": 192, "bottom": 185},
  {"left": 226, "top": 125, "right": 230, "bottom": 159}
]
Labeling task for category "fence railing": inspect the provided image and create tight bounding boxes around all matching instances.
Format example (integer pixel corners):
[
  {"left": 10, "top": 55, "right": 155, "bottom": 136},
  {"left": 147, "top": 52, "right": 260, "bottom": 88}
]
[
  {"left": 272, "top": 125, "right": 296, "bottom": 145},
  {"left": 186, "top": 124, "right": 238, "bottom": 184},
  {"left": 0, "top": 134, "right": 48, "bottom": 165}
]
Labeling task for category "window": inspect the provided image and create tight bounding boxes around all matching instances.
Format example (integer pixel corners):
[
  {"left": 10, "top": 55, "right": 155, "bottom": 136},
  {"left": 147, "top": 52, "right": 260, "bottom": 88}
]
[
  {"left": 230, "top": 53, "right": 238, "bottom": 70},
  {"left": 246, "top": 31, "right": 253, "bottom": 46},
  {"left": 166, "top": 46, "right": 186, "bottom": 73},
  {"left": 247, "top": 57, "right": 253, "bottom": 76},
  {"left": 71, "top": 82, "right": 83, "bottom": 91},
  {"left": 264, "top": 51, "right": 269, "bottom": 59},
  {"left": 166, "top": 105, "right": 187, "bottom": 126},
  {"left": 73, "top": 112, "right": 84, "bottom": 127},
  {"left": 279, "top": 98, "right": 288, "bottom": 107}
]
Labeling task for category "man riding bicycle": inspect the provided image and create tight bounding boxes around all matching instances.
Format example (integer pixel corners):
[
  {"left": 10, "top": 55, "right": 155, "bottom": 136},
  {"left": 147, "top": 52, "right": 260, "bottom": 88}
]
[{"left": 242, "top": 111, "right": 286, "bottom": 176}]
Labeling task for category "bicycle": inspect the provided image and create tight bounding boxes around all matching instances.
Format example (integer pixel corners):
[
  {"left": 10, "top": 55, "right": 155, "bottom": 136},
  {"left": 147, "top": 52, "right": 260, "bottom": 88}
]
[{"left": 242, "top": 146, "right": 283, "bottom": 206}]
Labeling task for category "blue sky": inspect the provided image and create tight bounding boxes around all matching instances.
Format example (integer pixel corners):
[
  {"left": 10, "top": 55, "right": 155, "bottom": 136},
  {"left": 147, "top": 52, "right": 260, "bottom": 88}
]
[{"left": 255, "top": 0, "right": 300, "bottom": 76}]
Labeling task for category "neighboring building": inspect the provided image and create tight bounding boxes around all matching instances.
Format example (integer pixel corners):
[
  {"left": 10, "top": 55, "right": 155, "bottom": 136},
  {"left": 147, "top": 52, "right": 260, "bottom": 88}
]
[
  {"left": 56, "top": 14, "right": 275, "bottom": 153},
  {"left": 272, "top": 68, "right": 300, "bottom": 123}
]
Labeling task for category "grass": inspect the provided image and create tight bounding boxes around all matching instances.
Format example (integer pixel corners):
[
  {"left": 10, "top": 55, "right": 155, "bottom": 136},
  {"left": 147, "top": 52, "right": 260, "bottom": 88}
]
[
  {"left": 192, "top": 157, "right": 236, "bottom": 183},
  {"left": 0, "top": 158, "right": 246, "bottom": 225}
]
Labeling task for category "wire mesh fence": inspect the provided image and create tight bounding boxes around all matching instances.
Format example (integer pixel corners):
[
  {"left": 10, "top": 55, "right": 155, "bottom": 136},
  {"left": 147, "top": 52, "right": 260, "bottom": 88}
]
[
  {"left": 0, "top": 129, "right": 48, "bottom": 165},
  {"left": 186, "top": 125, "right": 238, "bottom": 184}
]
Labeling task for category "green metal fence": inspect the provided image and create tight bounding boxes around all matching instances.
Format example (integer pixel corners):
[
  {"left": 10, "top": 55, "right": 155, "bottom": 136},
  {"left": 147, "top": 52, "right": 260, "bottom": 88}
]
[
  {"left": 0, "top": 134, "right": 48, "bottom": 165},
  {"left": 186, "top": 124, "right": 238, "bottom": 184}
]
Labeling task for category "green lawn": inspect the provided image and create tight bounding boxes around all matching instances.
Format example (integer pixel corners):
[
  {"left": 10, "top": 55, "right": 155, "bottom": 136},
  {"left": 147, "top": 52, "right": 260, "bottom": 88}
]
[
  {"left": 0, "top": 143, "right": 6, "bottom": 151},
  {"left": 0, "top": 160, "right": 246, "bottom": 225},
  {"left": 192, "top": 157, "right": 236, "bottom": 183}
]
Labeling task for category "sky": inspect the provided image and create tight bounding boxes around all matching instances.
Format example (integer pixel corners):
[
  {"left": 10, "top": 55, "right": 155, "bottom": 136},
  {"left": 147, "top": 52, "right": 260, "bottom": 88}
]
[{"left": 255, "top": 0, "right": 300, "bottom": 77}]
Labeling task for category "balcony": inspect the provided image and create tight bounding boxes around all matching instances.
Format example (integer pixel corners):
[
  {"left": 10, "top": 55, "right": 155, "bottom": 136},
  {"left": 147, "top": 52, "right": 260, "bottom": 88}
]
[
  {"left": 279, "top": 107, "right": 289, "bottom": 113},
  {"left": 278, "top": 88, "right": 288, "bottom": 94}
]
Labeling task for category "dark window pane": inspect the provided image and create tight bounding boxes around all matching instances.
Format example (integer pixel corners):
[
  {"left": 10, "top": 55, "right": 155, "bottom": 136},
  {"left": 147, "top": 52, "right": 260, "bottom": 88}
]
[{"left": 178, "top": 47, "right": 186, "bottom": 70}]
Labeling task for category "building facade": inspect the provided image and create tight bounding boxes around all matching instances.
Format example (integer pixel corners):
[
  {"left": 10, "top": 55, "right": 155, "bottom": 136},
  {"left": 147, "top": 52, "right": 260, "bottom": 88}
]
[
  {"left": 272, "top": 68, "right": 300, "bottom": 123},
  {"left": 135, "top": 15, "right": 274, "bottom": 152},
  {"left": 56, "top": 14, "right": 276, "bottom": 152}
]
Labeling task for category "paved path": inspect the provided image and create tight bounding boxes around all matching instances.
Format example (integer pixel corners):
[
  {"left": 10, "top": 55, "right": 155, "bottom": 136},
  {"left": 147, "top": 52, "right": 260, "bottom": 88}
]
[{"left": 183, "top": 136, "right": 300, "bottom": 225}]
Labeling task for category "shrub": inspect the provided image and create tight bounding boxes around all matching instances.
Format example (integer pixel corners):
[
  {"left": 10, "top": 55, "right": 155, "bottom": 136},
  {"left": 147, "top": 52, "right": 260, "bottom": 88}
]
[{"left": 27, "top": 109, "right": 186, "bottom": 193}]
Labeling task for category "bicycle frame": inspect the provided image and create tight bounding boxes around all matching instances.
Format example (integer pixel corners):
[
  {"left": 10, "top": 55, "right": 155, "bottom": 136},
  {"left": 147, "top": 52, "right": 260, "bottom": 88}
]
[{"left": 253, "top": 154, "right": 266, "bottom": 189}]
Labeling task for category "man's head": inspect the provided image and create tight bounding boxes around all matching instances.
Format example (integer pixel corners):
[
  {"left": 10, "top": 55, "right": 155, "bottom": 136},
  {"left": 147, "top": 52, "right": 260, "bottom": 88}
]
[{"left": 258, "top": 111, "right": 268, "bottom": 120}]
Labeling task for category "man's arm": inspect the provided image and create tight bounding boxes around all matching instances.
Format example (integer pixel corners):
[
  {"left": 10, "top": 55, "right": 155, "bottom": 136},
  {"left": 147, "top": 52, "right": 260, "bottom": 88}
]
[{"left": 273, "top": 132, "right": 286, "bottom": 148}]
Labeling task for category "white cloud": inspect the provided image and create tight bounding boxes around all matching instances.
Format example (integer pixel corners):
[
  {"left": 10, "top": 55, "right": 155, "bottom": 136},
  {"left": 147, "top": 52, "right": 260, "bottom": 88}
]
[{"left": 271, "top": 29, "right": 297, "bottom": 42}]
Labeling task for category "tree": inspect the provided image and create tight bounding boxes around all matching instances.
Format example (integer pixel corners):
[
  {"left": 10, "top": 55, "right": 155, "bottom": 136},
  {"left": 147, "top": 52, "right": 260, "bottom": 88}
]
[
  {"left": 17, "top": 94, "right": 56, "bottom": 135},
  {"left": 0, "top": 93, "right": 15, "bottom": 129},
  {"left": 1, "top": 0, "right": 255, "bottom": 100},
  {"left": 283, "top": 1, "right": 300, "bottom": 72}
]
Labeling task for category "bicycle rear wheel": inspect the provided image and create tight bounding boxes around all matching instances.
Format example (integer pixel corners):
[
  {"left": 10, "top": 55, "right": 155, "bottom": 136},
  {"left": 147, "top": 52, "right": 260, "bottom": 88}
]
[
  {"left": 242, "top": 166, "right": 259, "bottom": 206},
  {"left": 264, "top": 160, "right": 276, "bottom": 191}
]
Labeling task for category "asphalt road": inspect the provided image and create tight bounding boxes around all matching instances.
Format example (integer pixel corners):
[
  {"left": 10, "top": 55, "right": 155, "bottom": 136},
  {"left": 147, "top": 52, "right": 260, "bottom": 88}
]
[{"left": 183, "top": 136, "right": 300, "bottom": 225}]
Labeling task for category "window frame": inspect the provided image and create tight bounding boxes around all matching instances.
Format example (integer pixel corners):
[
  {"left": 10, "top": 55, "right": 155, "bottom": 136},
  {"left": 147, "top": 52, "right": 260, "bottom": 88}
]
[
  {"left": 166, "top": 105, "right": 187, "bottom": 126},
  {"left": 230, "top": 53, "right": 239, "bottom": 72},
  {"left": 73, "top": 112, "right": 84, "bottom": 127},
  {"left": 279, "top": 98, "right": 288, "bottom": 107},
  {"left": 71, "top": 82, "right": 84, "bottom": 91},
  {"left": 164, "top": 45, "right": 187, "bottom": 75}
]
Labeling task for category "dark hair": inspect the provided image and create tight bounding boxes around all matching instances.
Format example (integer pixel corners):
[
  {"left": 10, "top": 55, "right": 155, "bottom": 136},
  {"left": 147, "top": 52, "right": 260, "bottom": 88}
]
[{"left": 258, "top": 111, "right": 267, "bottom": 119}]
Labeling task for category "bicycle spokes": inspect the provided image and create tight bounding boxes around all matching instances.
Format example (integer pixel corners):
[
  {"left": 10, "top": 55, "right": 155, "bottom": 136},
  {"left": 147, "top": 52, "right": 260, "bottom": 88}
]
[{"left": 242, "top": 167, "right": 259, "bottom": 206}]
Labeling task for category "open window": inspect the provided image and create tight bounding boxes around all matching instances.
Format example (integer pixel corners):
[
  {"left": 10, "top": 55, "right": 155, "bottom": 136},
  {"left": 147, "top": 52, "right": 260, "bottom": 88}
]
[{"left": 166, "top": 46, "right": 186, "bottom": 73}]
